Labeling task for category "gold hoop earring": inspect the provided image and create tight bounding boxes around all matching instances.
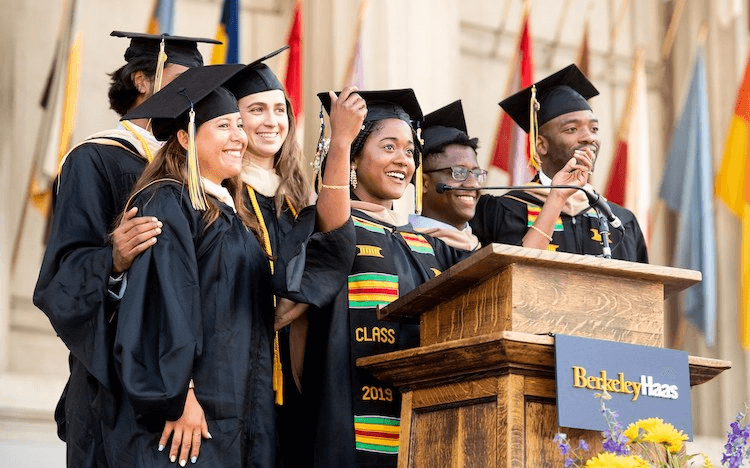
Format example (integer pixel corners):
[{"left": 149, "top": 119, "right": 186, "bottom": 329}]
[{"left": 350, "top": 168, "right": 358, "bottom": 190}]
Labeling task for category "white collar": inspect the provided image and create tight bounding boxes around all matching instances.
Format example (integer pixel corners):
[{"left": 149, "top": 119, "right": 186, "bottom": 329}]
[
  {"left": 538, "top": 170, "right": 553, "bottom": 186},
  {"left": 201, "top": 177, "right": 236, "bottom": 212},
  {"left": 240, "top": 160, "right": 281, "bottom": 197},
  {"left": 408, "top": 214, "right": 463, "bottom": 232}
]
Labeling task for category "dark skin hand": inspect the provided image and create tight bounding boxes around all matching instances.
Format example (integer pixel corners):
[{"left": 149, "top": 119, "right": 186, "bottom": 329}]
[{"left": 111, "top": 207, "right": 162, "bottom": 274}]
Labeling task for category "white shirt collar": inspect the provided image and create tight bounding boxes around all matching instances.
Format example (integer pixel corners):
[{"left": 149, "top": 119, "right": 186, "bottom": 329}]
[{"left": 538, "top": 170, "right": 553, "bottom": 186}]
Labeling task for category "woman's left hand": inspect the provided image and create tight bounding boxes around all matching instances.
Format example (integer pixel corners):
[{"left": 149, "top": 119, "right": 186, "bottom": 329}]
[{"left": 159, "top": 388, "right": 211, "bottom": 466}]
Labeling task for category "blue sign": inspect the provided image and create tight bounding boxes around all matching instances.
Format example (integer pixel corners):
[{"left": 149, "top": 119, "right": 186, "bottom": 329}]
[{"left": 554, "top": 334, "right": 692, "bottom": 438}]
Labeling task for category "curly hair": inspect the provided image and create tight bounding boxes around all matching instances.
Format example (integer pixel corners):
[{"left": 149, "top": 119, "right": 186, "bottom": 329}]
[{"left": 107, "top": 56, "right": 157, "bottom": 116}]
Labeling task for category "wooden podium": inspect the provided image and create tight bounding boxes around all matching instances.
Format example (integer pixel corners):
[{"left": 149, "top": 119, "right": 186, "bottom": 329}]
[{"left": 357, "top": 244, "right": 730, "bottom": 468}]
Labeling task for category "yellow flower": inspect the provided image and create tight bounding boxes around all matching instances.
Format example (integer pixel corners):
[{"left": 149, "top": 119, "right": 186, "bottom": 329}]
[
  {"left": 624, "top": 417, "right": 688, "bottom": 453},
  {"left": 702, "top": 454, "right": 716, "bottom": 467},
  {"left": 585, "top": 452, "right": 650, "bottom": 468}
]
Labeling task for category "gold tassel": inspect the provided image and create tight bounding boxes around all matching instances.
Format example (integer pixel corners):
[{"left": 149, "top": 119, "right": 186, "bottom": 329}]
[
  {"left": 186, "top": 109, "right": 208, "bottom": 210},
  {"left": 415, "top": 127, "right": 424, "bottom": 214},
  {"left": 153, "top": 38, "right": 168, "bottom": 93},
  {"left": 273, "top": 333, "right": 283, "bottom": 405},
  {"left": 528, "top": 85, "right": 542, "bottom": 171}
]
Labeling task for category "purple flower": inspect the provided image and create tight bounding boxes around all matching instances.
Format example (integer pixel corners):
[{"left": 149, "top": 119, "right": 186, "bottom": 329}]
[{"left": 578, "top": 440, "right": 589, "bottom": 451}]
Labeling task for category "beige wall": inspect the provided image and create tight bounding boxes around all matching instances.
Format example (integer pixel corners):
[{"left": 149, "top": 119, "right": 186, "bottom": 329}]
[{"left": 1, "top": 0, "right": 748, "bottom": 464}]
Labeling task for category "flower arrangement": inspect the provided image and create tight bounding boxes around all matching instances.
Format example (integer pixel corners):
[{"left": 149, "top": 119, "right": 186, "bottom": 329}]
[{"left": 554, "top": 391, "right": 717, "bottom": 468}]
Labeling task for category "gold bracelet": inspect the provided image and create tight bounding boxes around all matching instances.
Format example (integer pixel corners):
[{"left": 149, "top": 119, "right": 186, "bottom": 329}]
[
  {"left": 320, "top": 183, "right": 350, "bottom": 190},
  {"left": 529, "top": 224, "right": 553, "bottom": 242},
  {"left": 188, "top": 379, "right": 195, "bottom": 389}
]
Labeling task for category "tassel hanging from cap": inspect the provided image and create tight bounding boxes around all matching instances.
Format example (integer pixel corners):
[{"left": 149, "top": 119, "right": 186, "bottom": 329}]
[
  {"left": 153, "top": 38, "right": 168, "bottom": 94},
  {"left": 414, "top": 126, "right": 424, "bottom": 214},
  {"left": 528, "top": 85, "right": 542, "bottom": 172},
  {"left": 186, "top": 108, "right": 208, "bottom": 210}
]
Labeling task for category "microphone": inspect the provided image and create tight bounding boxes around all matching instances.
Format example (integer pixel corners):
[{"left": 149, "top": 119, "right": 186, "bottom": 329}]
[{"left": 435, "top": 183, "right": 623, "bottom": 229}]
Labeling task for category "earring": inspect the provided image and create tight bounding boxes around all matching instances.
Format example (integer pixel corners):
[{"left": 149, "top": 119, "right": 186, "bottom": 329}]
[{"left": 350, "top": 168, "right": 358, "bottom": 190}]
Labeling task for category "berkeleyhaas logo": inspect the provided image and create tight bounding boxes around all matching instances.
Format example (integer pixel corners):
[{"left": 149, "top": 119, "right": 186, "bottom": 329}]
[{"left": 572, "top": 367, "right": 679, "bottom": 402}]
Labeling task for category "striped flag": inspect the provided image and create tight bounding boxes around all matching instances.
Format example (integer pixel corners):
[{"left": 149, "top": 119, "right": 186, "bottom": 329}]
[
  {"left": 659, "top": 49, "right": 716, "bottom": 346},
  {"left": 490, "top": 2, "right": 534, "bottom": 184},
  {"left": 210, "top": 0, "right": 240, "bottom": 64},
  {"left": 603, "top": 48, "right": 651, "bottom": 243},
  {"left": 146, "top": 0, "right": 175, "bottom": 35},
  {"left": 715, "top": 52, "right": 750, "bottom": 349}
]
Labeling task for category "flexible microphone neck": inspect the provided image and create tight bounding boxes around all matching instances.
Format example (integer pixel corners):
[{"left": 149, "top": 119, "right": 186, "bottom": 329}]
[{"left": 435, "top": 183, "right": 623, "bottom": 230}]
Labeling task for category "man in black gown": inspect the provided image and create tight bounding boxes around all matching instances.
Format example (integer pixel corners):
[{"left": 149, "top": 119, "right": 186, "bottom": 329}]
[
  {"left": 33, "top": 31, "right": 218, "bottom": 467},
  {"left": 469, "top": 64, "right": 648, "bottom": 262}
]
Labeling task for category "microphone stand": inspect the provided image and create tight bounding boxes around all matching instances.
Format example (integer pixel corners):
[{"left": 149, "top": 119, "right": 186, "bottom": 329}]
[{"left": 594, "top": 207, "right": 612, "bottom": 259}]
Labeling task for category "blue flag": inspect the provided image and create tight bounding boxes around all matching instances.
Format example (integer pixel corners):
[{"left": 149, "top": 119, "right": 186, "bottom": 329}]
[
  {"left": 210, "top": 0, "right": 240, "bottom": 64},
  {"left": 659, "top": 49, "right": 717, "bottom": 346}
]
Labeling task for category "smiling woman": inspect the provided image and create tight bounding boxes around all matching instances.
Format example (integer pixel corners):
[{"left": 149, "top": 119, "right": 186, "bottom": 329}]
[{"left": 296, "top": 88, "right": 472, "bottom": 468}]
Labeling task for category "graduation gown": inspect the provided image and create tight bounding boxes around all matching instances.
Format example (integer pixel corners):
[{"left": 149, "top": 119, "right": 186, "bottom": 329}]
[
  {"left": 470, "top": 191, "right": 649, "bottom": 263},
  {"left": 109, "top": 181, "right": 355, "bottom": 468},
  {"left": 33, "top": 135, "right": 149, "bottom": 467},
  {"left": 301, "top": 209, "right": 469, "bottom": 468}
]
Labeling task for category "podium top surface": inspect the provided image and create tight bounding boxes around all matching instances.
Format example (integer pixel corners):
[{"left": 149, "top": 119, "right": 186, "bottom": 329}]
[{"left": 378, "top": 243, "right": 701, "bottom": 322}]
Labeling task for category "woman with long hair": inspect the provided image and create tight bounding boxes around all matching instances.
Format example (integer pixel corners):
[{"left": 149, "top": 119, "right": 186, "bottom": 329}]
[
  {"left": 107, "top": 64, "right": 353, "bottom": 468},
  {"left": 299, "top": 88, "right": 470, "bottom": 468}
]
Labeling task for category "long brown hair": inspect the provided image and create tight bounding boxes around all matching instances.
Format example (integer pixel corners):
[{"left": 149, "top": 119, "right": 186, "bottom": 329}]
[
  {"left": 271, "top": 95, "right": 311, "bottom": 215},
  {"left": 123, "top": 135, "right": 261, "bottom": 238}
]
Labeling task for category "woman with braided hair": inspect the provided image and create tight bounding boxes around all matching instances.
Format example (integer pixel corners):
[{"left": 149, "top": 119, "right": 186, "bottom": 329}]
[{"left": 295, "top": 87, "right": 470, "bottom": 468}]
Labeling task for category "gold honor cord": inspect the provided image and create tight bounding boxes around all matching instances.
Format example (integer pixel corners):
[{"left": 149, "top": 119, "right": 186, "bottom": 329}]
[
  {"left": 247, "top": 186, "right": 298, "bottom": 406},
  {"left": 121, "top": 120, "right": 155, "bottom": 162},
  {"left": 415, "top": 127, "right": 424, "bottom": 214}
]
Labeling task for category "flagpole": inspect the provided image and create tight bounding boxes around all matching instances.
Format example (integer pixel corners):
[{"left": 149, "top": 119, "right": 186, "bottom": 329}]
[
  {"left": 12, "top": 0, "right": 76, "bottom": 272},
  {"left": 542, "top": 0, "right": 572, "bottom": 69},
  {"left": 660, "top": 0, "right": 687, "bottom": 59},
  {"left": 340, "top": 0, "right": 369, "bottom": 89}
]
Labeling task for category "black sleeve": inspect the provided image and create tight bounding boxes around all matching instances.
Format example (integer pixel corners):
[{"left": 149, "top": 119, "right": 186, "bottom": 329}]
[
  {"left": 114, "top": 188, "right": 201, "bottom": 422},
  {"left": 470, "top": 193, "right": 530, "bottom": 247},
  {"left": 33, "top": 147, "right": 118, "bottom": 390},
  {"left": 273, "top": 206, "right": 356, "bottom": 308}
]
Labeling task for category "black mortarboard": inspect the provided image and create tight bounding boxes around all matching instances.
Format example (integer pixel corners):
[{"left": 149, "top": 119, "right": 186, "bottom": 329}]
[
  {"left": 111, "top": 31, "right": 220, "bottom": 69},
  {"left": 317, "top": 88, "right": 423, "bottom": 126},
  {"left": 499, "top": 64, "right": 599, "bottom": 133},
  {"left": 225, "top": 46, "right": 289, "bottom": 100},
  {"left": 122, "top": 64, "right": 246, "bottom": 141},
  {"left": 422, "top": 100, "right": 478, "bottom": 155}
]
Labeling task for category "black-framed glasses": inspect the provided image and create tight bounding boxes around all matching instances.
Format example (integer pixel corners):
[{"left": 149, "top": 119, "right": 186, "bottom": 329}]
[{"left": 423, "top": 166, "right": 487, "bottom": 183}]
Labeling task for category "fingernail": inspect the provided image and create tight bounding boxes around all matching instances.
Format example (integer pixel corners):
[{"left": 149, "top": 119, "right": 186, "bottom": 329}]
[
  {"left": 207, "top": 431, "right": 213, "bottom": 439},
  {"left": 155, "top": 227, "right": 162, "bottom": 234},
  {"left": 180, "top": 459, "right": 187, "bottom": 467},
  {"left": 152, "top": 238, "right": 158, "bottom": 244},
  {"left": 158, "top": 444, "right": 164, "bottom": 452},
  {"left": 170, "top": 455, "right": 176, "bottom": 463},
  {"left": 191, "top": 456, "right": 198, "bottom": 464},
  {"left": 157, "top": 220, "right": 163, "bottom": 227}
]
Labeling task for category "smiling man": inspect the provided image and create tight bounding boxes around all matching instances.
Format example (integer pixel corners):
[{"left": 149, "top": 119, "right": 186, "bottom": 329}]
[
  {"left": 409, "top": 100, "right": 483, "bottom": 251},
  {"left": 470, "top": 64, "right": 648, "bottom": 262}
]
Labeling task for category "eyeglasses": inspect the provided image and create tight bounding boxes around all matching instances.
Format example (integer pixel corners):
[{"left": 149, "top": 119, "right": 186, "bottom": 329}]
[{"left": 423, "top": 166, "right": 487, "bottom": 183}]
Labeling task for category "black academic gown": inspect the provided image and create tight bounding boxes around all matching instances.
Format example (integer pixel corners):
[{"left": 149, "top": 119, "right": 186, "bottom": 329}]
[
  {"left": 300, "top": 210, "right": 469, "bottom": 468},
  {"left": 33, "top": 138, "right": 147, "bottom": 467},
  {"left": 108, "top": 182, "right": 355, "bottom": 468},
  {"left": 470, "top": 190, "right": 649, "bottom": 263}
]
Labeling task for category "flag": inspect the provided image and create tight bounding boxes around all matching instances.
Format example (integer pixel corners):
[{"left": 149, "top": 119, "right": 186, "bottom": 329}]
[
  {"left": 490, "top": 4, "right": 534, "bottom": 185},
  {"left": 603, "top": 48, "right": 651, "bottom": 242},
  {"left": 146, "top": 0, "right": 175, "bottom": 35},
  {"left": 659, "top": 49, "right": 716, "bottom": 346},
  {"left": 576, "top": 20, "right": 590, "bottom": 77},
  {"left": 210, "top": 0, "right": 240, "bottom": 64},
  {"left": 341, "top": 0, "right": 368, "bottom": 89},
  {"left": 715, "top": 52, "right": 750, "bottom": 349},
  {"left": 284, "top": 0, "right": 303, "bottom": 125}
]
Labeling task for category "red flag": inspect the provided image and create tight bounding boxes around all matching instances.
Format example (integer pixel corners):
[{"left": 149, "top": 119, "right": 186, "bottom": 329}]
[
  {"left": 576, "top": 20, "right": 590, "bottom": 77},
  {"left": 284, "top": 0, "right": 303, "bottom": 124},
  {"left": 490, "top": 12, "right": 534, "bottom": 184},
  {"left": 604, "top": 49, "right": 651, "bottom": 242}
]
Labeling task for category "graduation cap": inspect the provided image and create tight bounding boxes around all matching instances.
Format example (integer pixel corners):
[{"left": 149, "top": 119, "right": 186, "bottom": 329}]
[
  {"left": 112, "top": 30, "right": 221, "bottom": 93},
  {"left": 315, "top": 88, "right": 426, "bottom": 212},
  {"left": 499, "top": 64, "right": 598, "bottom": 170},
  {"left": 422, "top": 100, "right": 478, "bottom": 156},
  {"left": 122, "top": 64, "right": 245, "bottom": 210},
  {"left": 224, "top": 46, "right": 289, "bottom": 100}
]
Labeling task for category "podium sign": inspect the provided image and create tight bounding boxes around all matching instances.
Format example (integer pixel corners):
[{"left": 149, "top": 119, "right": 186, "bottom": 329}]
[{"left": 555, "top": 334, "right": 692, "bottom": 437}]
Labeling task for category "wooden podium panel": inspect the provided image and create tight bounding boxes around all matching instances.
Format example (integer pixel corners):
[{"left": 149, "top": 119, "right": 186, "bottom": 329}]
[{"left": 378, "top": 244, "right": 701, "bottom": 347}]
